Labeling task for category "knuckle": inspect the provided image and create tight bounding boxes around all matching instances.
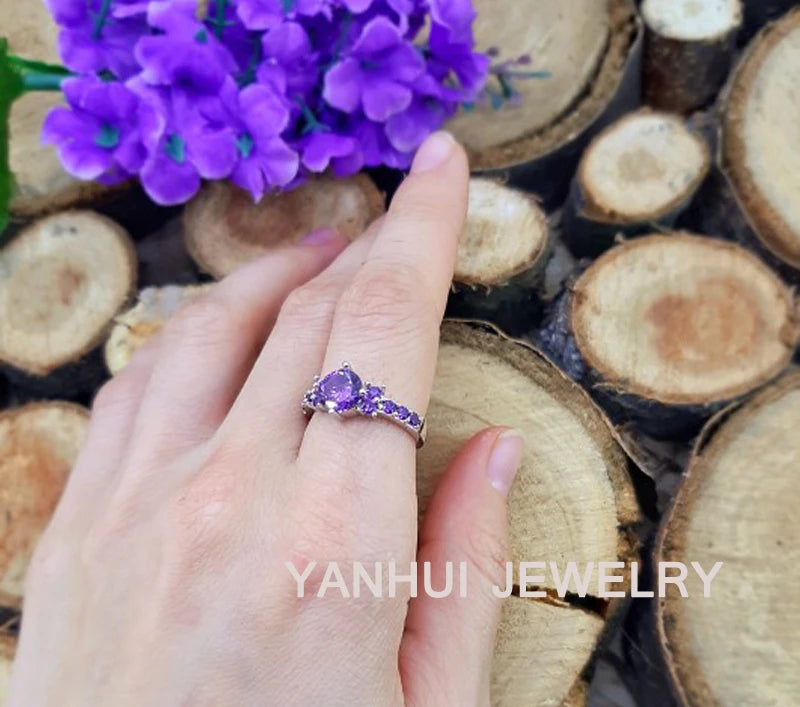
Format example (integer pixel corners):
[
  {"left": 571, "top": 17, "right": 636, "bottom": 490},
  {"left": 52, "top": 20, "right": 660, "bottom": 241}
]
[
  {"left": 162, "top": 297, "right": 235, "bottom": 348},
  {"left": 337, "top": 263, "right": 436, "bottom": 340},
  {"left": 463, "top": 521, "right": 510, "bottom": 589},
  {"left": 279, "top": 280, "right": 339, "bottom": 328}
]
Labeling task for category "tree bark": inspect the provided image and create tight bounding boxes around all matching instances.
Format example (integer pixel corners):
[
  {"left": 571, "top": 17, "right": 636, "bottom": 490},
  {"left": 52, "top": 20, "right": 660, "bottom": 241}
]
[
  {"left": 0, "top": 212, "right": 137, "bottom": 397},
  {"left": 183, "top": 176, "right": 385, "bottom": 279},
  {"left": 656, "top": 371, "right": 800, "bottom": 705},
  {"left": 563, "top": 110, "right": 710, "bottom": 257},
  {"left": 0, "top": 402, "right": 88, "bottom": 610},
  {"left": 641, "top": 0, "right": 742, "bottom": 113},
  {"left": 537, "top": 233, "right": 798, "bottom": 438},
  {"left": 420, "top": 322, "right": 641, "bottom": 706},
  {"left": 447, "top": 0, "right": 642, "bottom": 209}
]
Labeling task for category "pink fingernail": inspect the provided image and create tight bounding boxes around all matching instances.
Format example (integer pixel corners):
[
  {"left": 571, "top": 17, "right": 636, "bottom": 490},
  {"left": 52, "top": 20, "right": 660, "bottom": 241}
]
[
  {"left": 487, "top": 429, "right": 525, "bottom": 496},
  {"left": 299, "top": 228, "right": 339, "bottom": 246},
  {"left": 411, "top": 131, "right": 456, "bottom": 174}
]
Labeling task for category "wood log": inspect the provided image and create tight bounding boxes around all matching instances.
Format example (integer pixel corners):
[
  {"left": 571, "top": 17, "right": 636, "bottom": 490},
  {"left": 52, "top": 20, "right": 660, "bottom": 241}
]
[
  {"left": 641, "top": 0, "right": 742, "bottom": 113},
  {"left": 1, "top": 0, "right": 105, "bottom": 217},
  {"left": 538, "top": 233, "right": 799, "bottom": 438},
  {"left": 183, "top": 175, "right": 385, "bottom": 279},
  {"left": 656, "top": 371, "right": 800, "bottom": 706},
  {"left": 0, "top": 211, "right": 137, "bottom": 397},
  {"left": 0, "top": 633, "right": 14, "bottom": 702},
  {"left": 721, "top": 8, "right": 800, "bottom": 276},
  {"left": 563, "top": 110, "right": 710, "bottom": 257},
  {"left": 104, "top": 284, "right": 213, "bottom": 375},
  {"left": 419, "top": 323, "right": 640, "bottom": 706},
  {"left": 446, "top": 0, "right": 642, "bottom": 209},
  {"left": 446, "top": 179, "right": 550, "bottom": 335},
  {"left": 0, "top": 402, "right": 88, "bottom": 609},
  {"left": 740, "top": 0, "right": 798, "bottom": 42}
]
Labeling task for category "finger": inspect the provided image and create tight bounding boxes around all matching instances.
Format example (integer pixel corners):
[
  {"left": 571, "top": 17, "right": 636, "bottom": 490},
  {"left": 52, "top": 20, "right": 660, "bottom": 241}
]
[
  {"left": 126, "top": 229, "right": 348, "bottom": 465},
  {"left": 401, "top": 428, "right": 523, "bottom": 706},
  {"left": 300, "top": 133, "right": 469, "bottom": 497},
  {"left": 220, "top": 221, "right": 383, "bottom": 459},
  {"left": 51, "top": 334, "right": 163, "bottom": 525}
]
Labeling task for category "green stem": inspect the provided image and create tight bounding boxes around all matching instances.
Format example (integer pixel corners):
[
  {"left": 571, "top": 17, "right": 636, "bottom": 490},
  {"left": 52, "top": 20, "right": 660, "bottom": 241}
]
[
  {"left": 213, "top": 0, "right": 228, "bottom": 38},
  {"left": 93, "top": 0, "right": 113, "bottom": 40},
  {"left": 21, "top": 72, "right": 66, "bottom": 91}
]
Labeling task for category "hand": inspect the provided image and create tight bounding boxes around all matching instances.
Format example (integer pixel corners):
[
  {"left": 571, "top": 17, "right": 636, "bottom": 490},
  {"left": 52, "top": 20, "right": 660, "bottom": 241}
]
[{"left": 8, "top": 133, "right": 524, "bottom": 706}]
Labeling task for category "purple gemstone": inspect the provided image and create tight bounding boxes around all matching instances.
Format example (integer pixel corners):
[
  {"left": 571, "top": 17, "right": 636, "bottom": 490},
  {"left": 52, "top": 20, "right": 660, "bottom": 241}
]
[
  {"left": 382, "top": 400, "right": 397, "bottom": 415},
  {"left": 319, "top": 367, "right": 362, "bottom": 412},
  {"left": 396, "top": 406, "right": 409, "bottom": 421},
  {"left": 365, "top": 385, "right": 382, "bottom": 401},
  {"left": 408, "top": 413, "right": 420, "bottom": 428},
  {"left": 359, "top": 398, "right": 378, "bottom": 415}
]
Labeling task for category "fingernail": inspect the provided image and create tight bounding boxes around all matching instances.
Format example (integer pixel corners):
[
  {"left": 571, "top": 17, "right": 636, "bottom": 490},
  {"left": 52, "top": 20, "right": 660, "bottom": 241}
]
[
  {"left": 487, "top": 429, "right": 525, "bottom": 496},
  {"left": 299, "top": 228, "right": 339, "bottom": 246},
  {"left": 411, "top": 131, "right": 456, "bottom": 174}
]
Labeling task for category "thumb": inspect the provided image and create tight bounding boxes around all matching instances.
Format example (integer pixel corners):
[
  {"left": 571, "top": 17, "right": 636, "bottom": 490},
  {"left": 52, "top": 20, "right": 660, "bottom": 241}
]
[{"left": 401, "top": 427, "right": 524, "bottom": 706}]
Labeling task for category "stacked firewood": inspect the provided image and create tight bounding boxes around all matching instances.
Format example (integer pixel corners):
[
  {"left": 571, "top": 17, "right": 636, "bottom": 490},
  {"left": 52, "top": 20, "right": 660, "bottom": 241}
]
[{"left": 2, "top": 1, "right": 799, "bottom": 705}]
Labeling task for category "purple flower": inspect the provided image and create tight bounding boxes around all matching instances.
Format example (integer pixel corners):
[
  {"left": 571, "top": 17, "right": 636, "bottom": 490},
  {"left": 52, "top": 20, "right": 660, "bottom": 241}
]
[
  {"left": 204, "top": 79, "right": 300, "bottom": 200},
  {"left": 299, "top": 131, "right": 361, "bottom": 174},
  {"left": 323, "top": 17, "right": 425, "bottom": 121},
  {"left": 42, "top": 77, "right": 148, "bottom": 184},
  {"left": 132, "top": 82, "right": 238, "bottom": 205},
  {"left": 385, "top": 96, "right": 453, "bottom": 153},
  {"left": 42, "top": 0, "right": 489, "bottom": 205},
  {"left": 135, "top": 0, "right": 237, "bottom": 92},
  {"left": 237, "top": 0, "right": 329, "bottom": 30}
]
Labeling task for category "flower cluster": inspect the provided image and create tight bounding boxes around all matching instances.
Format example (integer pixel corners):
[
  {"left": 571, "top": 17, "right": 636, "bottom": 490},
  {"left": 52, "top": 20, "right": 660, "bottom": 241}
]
[{"left": 42, "top": 0, "right": 488, "bottom": 205}]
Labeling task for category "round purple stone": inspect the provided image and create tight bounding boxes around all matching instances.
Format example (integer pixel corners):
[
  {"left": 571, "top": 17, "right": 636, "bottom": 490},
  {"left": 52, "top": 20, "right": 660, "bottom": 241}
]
[
  {"left": 408, "top": 412, "right": 420, "bottom": 428},
  {"left": 359, "top": 398, "right": 378, "bottom": 415},
  {"left": 382, "top": 400, "right": 397, "bottom": 415},
  {"left": 396, "top": 406, "right": 410, "bottom": 421},
  {"left": 319, "top": 368, "right": 362, "bottom": 412},
  {"left": 365, "top": 385, "right": 382, "bottom": 401}
]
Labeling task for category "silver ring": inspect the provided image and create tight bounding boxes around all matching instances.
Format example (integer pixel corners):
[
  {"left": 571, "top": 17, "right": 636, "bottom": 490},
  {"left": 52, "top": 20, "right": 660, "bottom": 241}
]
[{"left": 301, "top": 363, "right": 426, "bottom": 448}]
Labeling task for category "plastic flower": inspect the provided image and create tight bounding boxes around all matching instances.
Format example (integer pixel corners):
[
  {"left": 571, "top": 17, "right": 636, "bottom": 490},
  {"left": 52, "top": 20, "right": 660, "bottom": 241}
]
[
  {"left": 42, "top": 77, "right": 148, "bottom": 184},
  {"left": 42, "top": 0, "right": 490, "bottom": 205},
  {"left": 136, "top": 0, "right": 237, "bottom": 93},
  {"left": 133, "top": 83, "right": 238, "bottom": 205},
  {"left": 323, "top": 17, "right": 425, "bottom": 121}
]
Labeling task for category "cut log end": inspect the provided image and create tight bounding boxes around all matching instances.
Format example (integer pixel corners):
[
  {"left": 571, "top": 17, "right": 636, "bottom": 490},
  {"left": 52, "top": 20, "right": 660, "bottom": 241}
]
[
  {"left": 576, "top": 110, "right": 710, "bottom": 224},
  {"left": 0, "top": 212, "right": 137, "bottom": 379},
  {"left": 0, "top": 402, "right": 88, "bottom": 607},
  {"left": 456, "top": 179, "right": 549, "bottom": 287},
  {"left": 723, "top": 8, "right": 800, "bottom": 270},
  {"left": 643, "top": 0, "right": 742, "bottom": 41},
  {"left": 447, "top": 0, "right": 637, "bottom": 173},
  {"left": 570, "top": 234, "right": 798, "bottom": 406},
  {"left": 2, "top": 0, "right": 104, "bottom": 216},
  {"left": 183, "top": 176, "right": 385, "bottom": 279},
  {"left": 658, "top": 372, "right": 800, "bottom": 706},
  {"left": 419, "top": 323, "right": 639, "bottom": 706},
  {"left": 642, "top": 0, "right": 741, "bottom": 112},
  {"left": 104, "top": 285, "right": 213, "bottom": 375}
]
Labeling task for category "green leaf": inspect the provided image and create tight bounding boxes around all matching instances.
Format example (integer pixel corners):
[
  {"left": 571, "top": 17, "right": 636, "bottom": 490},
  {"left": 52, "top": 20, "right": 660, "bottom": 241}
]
[{"left": 0, "top": 38, "right": 26, "bottom": 236}]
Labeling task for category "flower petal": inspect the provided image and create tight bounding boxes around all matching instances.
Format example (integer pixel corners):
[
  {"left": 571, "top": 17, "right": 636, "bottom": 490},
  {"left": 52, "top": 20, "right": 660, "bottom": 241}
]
[
  {"left": 323, "top": 58, "right": 362, "bottom": 113},
  {"left": 362, "top": 79, "right": 412, "bottom": 121}
]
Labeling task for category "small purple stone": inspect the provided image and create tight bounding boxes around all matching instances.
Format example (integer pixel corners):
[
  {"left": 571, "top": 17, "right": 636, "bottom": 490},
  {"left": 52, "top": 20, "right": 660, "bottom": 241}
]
[
  {"left": 408, "top": 413, "right": 420, "bottom": 428},
  {"left": 359, "top": 398, "right": 378, "bottom": 415},
  {"left": 365, "top": 385, "right": 382, "bottom": 401},
  {"left": 382, "top": 400, "right": 397, "bottom": 415},
  {"left": 396, "top": 406, "right": 410, "bottom": 421},
  {"left": 319, "top": 368, "right": 362, "bottom": 411}
]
